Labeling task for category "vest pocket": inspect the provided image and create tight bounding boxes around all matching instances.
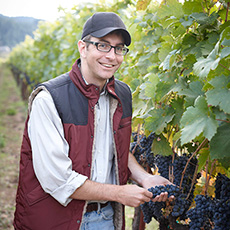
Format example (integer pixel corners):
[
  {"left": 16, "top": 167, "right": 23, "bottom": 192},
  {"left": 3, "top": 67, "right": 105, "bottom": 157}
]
[
  {"left": 26, "top": 185, "right": 49, "bottom": 206},
  {"left": 118, "top": 119, "right": 131, "bottom": 129}
]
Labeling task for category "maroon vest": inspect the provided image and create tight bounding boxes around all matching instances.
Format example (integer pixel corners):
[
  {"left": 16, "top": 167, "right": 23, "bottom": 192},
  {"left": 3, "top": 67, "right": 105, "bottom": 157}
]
[{"left": 14, "top": 59, "right": 132, "bottom": 230}]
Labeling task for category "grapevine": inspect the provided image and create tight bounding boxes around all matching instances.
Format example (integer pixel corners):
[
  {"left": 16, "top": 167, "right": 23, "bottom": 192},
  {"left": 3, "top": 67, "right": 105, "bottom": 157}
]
[
  {"left": 187, "top": 173, "right": 230, "bottom": 230},
  {"left": 6, "top": 0, "right": 230, "bottom": 229}
]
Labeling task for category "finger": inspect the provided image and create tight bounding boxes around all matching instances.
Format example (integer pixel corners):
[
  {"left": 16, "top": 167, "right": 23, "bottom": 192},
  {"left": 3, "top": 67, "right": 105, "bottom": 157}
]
[
  {"left": 152, "top": 192, "right": 168, "bottom": 202},
  {"left": 159, "top": 192, "right": 168, "bottom": 202},
  {"left": 168, "top": 195, "right": 175, "bottom": 202}
]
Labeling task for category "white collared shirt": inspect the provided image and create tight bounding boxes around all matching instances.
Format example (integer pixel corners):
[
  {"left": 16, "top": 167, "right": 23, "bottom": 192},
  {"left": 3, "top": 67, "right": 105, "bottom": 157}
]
[{"left": 28, "top": 86, "right": 114, "bottom": 206}]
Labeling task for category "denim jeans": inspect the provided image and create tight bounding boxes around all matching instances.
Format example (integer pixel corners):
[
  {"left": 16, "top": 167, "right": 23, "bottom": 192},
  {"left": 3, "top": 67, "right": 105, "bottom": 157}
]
[{"left": 80, "top": 202, "right": 115, "bottom": 230}]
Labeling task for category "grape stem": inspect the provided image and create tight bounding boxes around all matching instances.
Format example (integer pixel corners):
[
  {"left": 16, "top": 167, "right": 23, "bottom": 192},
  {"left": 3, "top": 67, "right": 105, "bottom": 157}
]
[
  {"left": 204, "top": 159, "right": 216, "bottom": 195},
  {"left": 186, "top": 163, "right": 198, "bottom": 200},
  {"left": 179, "top": 138, "right": 208, "bottom": 189},
  {"left": 169, "top": 152, "right": 175, "bottom": 183}
]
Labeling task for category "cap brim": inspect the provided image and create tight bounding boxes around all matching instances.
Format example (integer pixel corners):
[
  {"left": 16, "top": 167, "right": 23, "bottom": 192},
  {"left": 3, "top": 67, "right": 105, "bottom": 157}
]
[{"left": 91, "top": 27, "right": 131, "bottom": 46}]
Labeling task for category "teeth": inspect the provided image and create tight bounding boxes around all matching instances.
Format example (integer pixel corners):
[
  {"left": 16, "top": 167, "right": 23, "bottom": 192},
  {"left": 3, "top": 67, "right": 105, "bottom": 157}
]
[{"left": 102, "top": 64, "right": 113, "bottom": 67}]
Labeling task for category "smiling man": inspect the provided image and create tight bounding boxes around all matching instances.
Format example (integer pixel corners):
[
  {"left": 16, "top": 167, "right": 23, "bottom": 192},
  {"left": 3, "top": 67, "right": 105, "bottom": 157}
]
[{"left": 14, "top": 12, "right": 173, "bottom": 230}]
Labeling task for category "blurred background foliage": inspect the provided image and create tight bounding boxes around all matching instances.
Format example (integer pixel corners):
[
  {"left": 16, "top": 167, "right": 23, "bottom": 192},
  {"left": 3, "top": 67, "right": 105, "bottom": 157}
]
[{"left": 7, "top": 0, "right": 230, "bottom": 182}]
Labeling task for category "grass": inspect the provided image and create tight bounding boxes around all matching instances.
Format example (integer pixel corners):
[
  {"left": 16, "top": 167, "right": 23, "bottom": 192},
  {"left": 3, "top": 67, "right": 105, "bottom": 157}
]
[{"left": 0, "top": 63, "right": 27, "bottom": 230}]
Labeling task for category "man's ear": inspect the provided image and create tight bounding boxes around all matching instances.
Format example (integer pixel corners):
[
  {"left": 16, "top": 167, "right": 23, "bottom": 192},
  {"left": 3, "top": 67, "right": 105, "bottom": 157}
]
[{"left": 78, "top": 40, "right": 87, "bottom": 58}]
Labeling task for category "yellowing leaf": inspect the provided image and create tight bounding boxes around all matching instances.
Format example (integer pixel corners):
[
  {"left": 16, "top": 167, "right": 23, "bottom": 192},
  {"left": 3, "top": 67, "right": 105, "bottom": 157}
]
[{"left": 136, "top": 0, "right": 151, "bottom": 11}]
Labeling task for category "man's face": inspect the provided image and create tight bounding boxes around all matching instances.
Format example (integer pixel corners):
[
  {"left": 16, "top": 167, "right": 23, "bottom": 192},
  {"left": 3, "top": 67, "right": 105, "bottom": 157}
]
[{"left": 79, "top": 32, "right": 124, "bottom": 89}]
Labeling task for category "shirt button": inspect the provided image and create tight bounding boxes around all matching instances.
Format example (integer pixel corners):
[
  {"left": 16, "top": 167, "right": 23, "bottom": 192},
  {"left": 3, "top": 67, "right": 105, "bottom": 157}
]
[
  {"left": 77, "top": 220, "right": 80, "bottom": 224},
  {"left": 88, "top": 163, "right": 91, "bottom": 167}
]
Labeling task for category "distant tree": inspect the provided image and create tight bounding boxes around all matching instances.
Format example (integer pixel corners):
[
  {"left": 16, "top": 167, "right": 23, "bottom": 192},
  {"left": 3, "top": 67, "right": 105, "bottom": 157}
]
[{"left": 0, "top": 14, "right": 41, "bottom": 48}]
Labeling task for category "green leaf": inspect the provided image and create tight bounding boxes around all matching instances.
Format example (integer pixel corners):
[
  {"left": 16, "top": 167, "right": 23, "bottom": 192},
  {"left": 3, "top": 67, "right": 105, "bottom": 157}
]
[
  {"left": 220, "top": 47, "right": 230, "bottom": 59},
  {"left": 158, "top": 42, "right": 172, "bottom": 62},
  {"left": 180, "top": 96, "right": 218, "bottom": 145},
  {"left": 222, "top": 38, "right": 230, "bottom": 46},
  {"left": 198, "top": 148, "right": 210, "bottom": 172},
  {"left": 178, "top": 81, "right": 204, "bottom": 107},
  {"left": 191, "top": 12, "right": 218, "bottom": 27},
  {"left": 193, "top": 40, "right": 221, "bottom": 78},
  {"left": 141, "top": 73, "right": 160, "bottom": 99},
  {"left": 180, "top": 16, "right": 194, "bottom": 28},
  {"left": 155, "top": 80, "right": 174, "bottom": 102},
  {"left": 145, "top": 107, "right": 175, "bottom": 134},
  {"left": 206, "top": 75, "right": 230, "bottom": 114},
  {"left": 159, "top": 49, "right": 178, "bottom": 70},
  {"left": 171, "top": 97, "right": 184, "bottom": 125},
  {"left": 210, "top": 123, "right": 230, "bottom": 160},
  {"left": 183, "top": 0, "right": 203, "bottom": 15},
  {"left": 218, "top": 157, "right": 230, "bottom": 169},
  {"left": 152, "top": 134, "right": 173, "bottom": 156},
  {"left": 157, "top": 0, "right": 184, "bottom": 19}
]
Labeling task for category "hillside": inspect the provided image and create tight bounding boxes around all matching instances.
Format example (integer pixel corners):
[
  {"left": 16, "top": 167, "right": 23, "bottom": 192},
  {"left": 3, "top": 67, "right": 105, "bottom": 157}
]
[{"left": 0, "top": 14, "right": 41, "bottom": 49}]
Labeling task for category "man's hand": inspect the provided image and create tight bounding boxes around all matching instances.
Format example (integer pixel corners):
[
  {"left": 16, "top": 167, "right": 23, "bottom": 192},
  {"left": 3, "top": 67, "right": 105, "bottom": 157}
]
[
  {"left": 139, "top": 174, "right": 174, "bottom": 202},
  {"left": 128, "top": 153, "right": 175, "bottom": 203},
  {"left": 115, "top": 184, "right": 152, "bottom": 207}
]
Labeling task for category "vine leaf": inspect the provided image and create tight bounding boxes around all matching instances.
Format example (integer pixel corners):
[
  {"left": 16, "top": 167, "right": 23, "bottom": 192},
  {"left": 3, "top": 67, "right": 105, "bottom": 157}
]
[
  {"left": 197, "top": 147, "right": 210, "bottom": 172},
  {"left": 141, "top": 73, "right": 159, "bottom": 99},
  {"left": 182, "top": 0, "right": 203, "bottom": 15},
  {"left": 157, "top": 0, "right": 184, "bottom": 19},
  {"left": 180, "top": 96, "right": 218, "bottom": 145},
  {"left": 178, "top": 80, "right": 204, "bottom": 107},
  {"left": 210, "top": 123, "right": 230, "bottom": 163},
  {"left": 136, "top": 0, "right": 151, "bottom": 10},
  {"left": 206, "top": 75, "right": 230, "bottom": 114},
  {"left": 152, "top": 134, "right": 173, "bottom": 156},
  {"left": 193, "top": 43, "right": 221, "bottom": 78},
  {"left": 145, "top": 107, "right": 175, "bottom": 134},
  {"left": 159, "top": 49, "right": 178, "bottom": 70},
  {"left": 219, "top": 157, "right": 230, "bottom": 169}
]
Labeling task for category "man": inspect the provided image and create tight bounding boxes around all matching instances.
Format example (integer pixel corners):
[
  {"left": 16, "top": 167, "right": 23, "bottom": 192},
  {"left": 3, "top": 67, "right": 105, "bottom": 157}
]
[{"left": 14, "top": 12, "right": 173, "bottom": 230}]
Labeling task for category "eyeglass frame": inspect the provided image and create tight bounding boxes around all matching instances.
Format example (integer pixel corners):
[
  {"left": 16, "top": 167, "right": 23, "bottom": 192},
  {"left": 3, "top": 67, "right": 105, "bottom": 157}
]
[{"left": 83, "top": 40, "right": 129, "bottom": 56}]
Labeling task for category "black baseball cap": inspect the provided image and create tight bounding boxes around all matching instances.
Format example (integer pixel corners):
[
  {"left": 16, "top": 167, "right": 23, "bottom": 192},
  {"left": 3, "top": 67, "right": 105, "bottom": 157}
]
[{"left": 81, "top": 12, "right": 131, "bottom": 46}]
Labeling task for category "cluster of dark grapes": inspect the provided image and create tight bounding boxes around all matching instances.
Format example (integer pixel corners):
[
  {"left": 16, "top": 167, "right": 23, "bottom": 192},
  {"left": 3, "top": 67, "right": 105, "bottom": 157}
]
[
  {"left": 215, "top": 173, "right": 230, "bottom": 200},
  {"left": 130, "top": 133, "right": 230, "bottom": 229},
  {"left": 153, "top": 153, "right": 199, "bottom": 220},
  {"left": 213, "top": 173, "right": 230, "bottom": 229},
  {"left": 187, "top": 173, "right": 230, "bottom": 230},
  {"left": 187, "top": 195, "right": 215, "bottom": 229},
  {"left": 213, "top": 199, "right": 230, "bottom": 230},
  {"left": 141, "top": 184, "right": 181, "bottom": 223},
  {"left": 130, "top": 132, "right": 155, "bottom": 167}
]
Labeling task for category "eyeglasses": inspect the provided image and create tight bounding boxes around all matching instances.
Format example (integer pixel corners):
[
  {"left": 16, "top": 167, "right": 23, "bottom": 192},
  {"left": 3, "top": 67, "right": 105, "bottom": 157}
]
[{"left": 83, "top": 40, "right": 129, "bottom": 56}]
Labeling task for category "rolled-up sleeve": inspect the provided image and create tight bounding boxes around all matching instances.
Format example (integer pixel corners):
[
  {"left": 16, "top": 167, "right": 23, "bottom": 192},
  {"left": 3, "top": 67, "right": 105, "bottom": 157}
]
[{"left": 28, "top": 90, "right": 88, "bottom": 206}]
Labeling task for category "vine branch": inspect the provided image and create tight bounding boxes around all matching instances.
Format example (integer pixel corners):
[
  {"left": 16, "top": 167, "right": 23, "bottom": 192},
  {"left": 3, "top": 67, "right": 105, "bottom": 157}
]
[
  {"left": 205, "top": 159, "right": 216, "bottom": 195},
  {"left": 186, "top": 163, "right": 199, "bottom": 200},
  {"left": 225, "top": 1, "right": 229, "bottom": 22},
  {"left": 219, "top": 63, "right": 230, "bottom": 72},
  {"left": 216, "top": 119, "right": 230, "bottom": 123},
  {"left": 180, "top": 138, "right": 208, "bottom": 189},
  {"left": 204, "top": 159, "right": 210, "bottom": 195}
]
